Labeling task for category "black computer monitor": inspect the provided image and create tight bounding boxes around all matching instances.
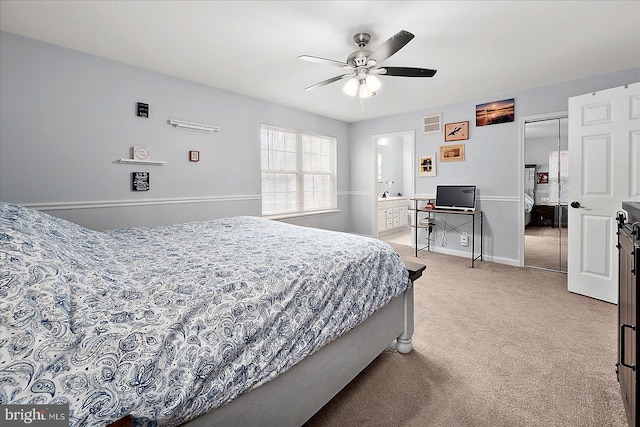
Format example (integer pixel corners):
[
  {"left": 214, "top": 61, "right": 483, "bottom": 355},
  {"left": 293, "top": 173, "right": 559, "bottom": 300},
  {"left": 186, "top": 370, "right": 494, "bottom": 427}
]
[{"left": 435, "top": 185, "right": 476, "bottom": 211}]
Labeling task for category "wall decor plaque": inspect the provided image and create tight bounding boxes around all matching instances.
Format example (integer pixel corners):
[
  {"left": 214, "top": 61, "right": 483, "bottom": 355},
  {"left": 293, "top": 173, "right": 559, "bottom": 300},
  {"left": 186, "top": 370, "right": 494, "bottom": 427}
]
[{"left": 132, "top": 172, "right": 150, "bottom": 191}]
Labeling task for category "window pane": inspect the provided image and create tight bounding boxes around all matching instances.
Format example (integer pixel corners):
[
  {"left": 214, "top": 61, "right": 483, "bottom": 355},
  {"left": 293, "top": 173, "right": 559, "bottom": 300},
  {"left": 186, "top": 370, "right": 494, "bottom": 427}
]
[
  {"left": 273, "top": 131, "right": 284, "bottom": 151},
  {"left": 287, "top": 174, "right": 297, "bottom": 192},
  {"left": 319, "top": 139, "right": 327, "bottom": 156},
  {"left": 261, "top": 173, "right": 274, "bottom": 192},
  {"left": 320, "top": 155, "right": 330, "bottom": 172},
  {"left": 285, "top": 152, "right": 296, "bottom": 171},
  {"left": 271, "top": 150, "right": 283, "bottom": 171},
  {"left": 302, "top": 152, "right": 312, "bottom": 171},
  {"left": 285, "top": 133, "right": 297, "bottom": 151}
]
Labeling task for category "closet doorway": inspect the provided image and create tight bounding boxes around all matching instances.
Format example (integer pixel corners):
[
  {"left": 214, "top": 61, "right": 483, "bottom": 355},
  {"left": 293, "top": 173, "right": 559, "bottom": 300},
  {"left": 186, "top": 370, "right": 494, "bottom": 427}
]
[{"left": 523, "top": 116, "right": 568, "bottom": 273}]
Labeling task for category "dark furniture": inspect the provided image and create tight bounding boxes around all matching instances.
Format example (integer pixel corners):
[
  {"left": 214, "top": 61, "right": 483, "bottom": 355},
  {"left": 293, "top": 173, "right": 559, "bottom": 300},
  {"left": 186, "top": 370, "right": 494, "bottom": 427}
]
[
  {"left": 404, "top": 260, "right": 427, "bottom": 282},
  {"left": 531, "top": 203, "right": 568, "bottom": 227},
  {"left": 617, "top": 201, "right": 640, "bottom": 427}
]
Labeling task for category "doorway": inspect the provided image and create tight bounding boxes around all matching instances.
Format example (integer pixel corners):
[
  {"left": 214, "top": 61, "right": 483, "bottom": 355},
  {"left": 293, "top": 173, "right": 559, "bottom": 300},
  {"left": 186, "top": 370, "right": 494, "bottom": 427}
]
[
  {"left": 523, "top": 115, "right": 568, "bottom": 272},
  {"left": 373, "top": 131, "right": 415, "bottom": 246}
]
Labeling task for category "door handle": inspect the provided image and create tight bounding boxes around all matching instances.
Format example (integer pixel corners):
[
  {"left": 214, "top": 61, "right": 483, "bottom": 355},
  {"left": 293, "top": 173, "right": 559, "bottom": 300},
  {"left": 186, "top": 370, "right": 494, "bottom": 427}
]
[
  {"left": 570, "top": 201, "right": 585, "bottom": 209},
  {"left": 621, "top": 323, "right": 637, "bottom": 371}
]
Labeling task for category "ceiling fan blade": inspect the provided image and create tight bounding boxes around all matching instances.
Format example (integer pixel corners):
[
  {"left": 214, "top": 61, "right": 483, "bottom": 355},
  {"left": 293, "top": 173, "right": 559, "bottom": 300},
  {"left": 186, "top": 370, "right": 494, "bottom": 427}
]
[
  {"left": 304, "top": 74, "right": 352, "bottom": 91},
  {"left": 368, "top": 30, "right": 414, "bottom": 65},
  {"left": 378, "top": 67, "right": 437, "bottom": 77},
  {"left": 298, "top": 55, "right": 350, "bottom": 68}
]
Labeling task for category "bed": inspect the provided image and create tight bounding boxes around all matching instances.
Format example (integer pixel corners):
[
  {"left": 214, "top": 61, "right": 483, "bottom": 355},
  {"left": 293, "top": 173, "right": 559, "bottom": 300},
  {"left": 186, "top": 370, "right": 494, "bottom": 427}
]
[
  {"left": 524, "top": 165, "right": 535, "bottom": 227},
  {"left": 0, "top": 202, "right": 422, "bottom": 427},
  {"left": 524, "top": 193, "right": 534, "bottom": 226}
]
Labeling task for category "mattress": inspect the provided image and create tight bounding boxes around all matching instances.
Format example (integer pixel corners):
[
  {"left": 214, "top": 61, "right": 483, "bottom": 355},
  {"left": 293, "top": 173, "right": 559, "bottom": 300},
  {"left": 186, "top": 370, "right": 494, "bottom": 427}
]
[{"left": 0, "top": 203, "right": 408, "bottom": 426}]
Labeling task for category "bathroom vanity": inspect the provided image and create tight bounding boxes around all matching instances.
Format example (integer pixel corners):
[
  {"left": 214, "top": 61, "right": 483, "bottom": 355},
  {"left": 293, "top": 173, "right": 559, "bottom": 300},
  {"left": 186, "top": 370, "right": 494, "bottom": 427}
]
[{"left": 377, "top": 197, "right": 409, "bottom": 233}]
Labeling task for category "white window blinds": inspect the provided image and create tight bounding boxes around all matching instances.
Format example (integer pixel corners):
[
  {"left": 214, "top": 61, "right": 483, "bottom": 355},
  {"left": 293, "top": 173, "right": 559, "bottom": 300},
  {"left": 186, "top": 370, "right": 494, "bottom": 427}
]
[{"left": 261, "top": 125, "right": 337, "bottom": 216}]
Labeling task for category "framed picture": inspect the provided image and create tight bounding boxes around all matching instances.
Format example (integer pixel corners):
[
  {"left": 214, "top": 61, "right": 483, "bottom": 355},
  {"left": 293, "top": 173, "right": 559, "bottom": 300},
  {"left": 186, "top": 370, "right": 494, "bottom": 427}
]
[
  {"left": 537, "top": 172, "right": 549, "bottom": 184},
  {"left": 189, "top": 150, "right": 200, "bottom": 162},
  {"left": 132, "top": 172, "right": 150, "bottom": 191},
  {"left": 136, "top": 102, "right": 149, "bottom": 118},
  {"left": 444, "top": 121, "right": 469, "bottom": 141},
  {"left": 418, "top": 154, "right": 436, "bottom": 177},
  {"left": 133, "top": 145, "right": 150, "bottom": 161},
  {"left": 476, "top": 98, "right": 515, "bottom": 126},
  {"left": 439, "top": 144, "right": 465, "bottom": 162}
]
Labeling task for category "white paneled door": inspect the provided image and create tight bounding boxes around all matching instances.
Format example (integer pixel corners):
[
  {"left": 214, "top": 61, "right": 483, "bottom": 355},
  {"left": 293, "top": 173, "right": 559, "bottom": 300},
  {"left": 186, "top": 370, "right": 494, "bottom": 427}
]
[{"left": 567, "top": 83, "right": 640, "bottom": 303}]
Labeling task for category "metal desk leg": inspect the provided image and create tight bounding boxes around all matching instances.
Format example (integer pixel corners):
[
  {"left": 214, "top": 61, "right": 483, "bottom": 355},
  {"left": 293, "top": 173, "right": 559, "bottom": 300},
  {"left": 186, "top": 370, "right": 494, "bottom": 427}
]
[
  {"left": 414, "top": 208, "right": 418, "bottom": 257},
  {"left": 472, "top": 213, "right": 476, "bottom": 268},
  {"left": 480, "top": 212, "right": 483, "bottom": 261}
]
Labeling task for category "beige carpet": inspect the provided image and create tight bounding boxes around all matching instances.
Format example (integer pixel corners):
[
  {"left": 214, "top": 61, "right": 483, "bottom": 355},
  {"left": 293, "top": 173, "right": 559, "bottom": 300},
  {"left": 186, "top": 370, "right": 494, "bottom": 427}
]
[{"left": 305, "top": 245, "right": 626, "bottom": 427}]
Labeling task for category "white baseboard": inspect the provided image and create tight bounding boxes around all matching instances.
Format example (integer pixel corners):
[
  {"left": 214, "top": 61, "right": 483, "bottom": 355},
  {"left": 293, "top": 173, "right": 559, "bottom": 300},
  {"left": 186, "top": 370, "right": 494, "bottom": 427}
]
[{"left": 421, "top": 246, "right": 519, "bottom": 267}]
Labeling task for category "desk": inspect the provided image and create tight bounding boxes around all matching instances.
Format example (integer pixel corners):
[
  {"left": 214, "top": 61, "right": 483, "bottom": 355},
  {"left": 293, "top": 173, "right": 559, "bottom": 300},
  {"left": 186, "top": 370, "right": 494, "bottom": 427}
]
[{"left": 412, "top": 202, "right": 483, "bottom": 267}]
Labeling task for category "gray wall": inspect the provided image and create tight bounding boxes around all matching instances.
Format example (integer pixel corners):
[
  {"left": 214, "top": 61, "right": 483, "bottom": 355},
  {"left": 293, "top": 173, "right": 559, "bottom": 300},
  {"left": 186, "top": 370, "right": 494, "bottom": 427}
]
[
  {"left": 0, "top": 32, "right": 350, "bottom": 231},
  {"left": 349, "top": 67, "right": 640, "bottom": 264},
  {"left": 1, "top": 31, "right": 639, "bottom": 265}
]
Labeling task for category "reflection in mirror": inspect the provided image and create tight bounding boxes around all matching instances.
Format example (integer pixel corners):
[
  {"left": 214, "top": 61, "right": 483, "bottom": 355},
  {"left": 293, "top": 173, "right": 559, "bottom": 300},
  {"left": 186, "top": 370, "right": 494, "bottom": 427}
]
[
  {"left": 375, "top": 132, "right": 414, "bottom": 246},
  {"left": 378, "top": 144, "right": 389, "bottom": 194},
  {"left": 523, "top": 117, "right": 568, "bottom": 273}
]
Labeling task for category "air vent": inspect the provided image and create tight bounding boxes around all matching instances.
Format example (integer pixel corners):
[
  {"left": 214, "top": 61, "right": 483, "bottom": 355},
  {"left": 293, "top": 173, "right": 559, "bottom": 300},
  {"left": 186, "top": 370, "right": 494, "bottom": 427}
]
[{"left": 423, "top": 114, "right": 442, "bottom": 134}]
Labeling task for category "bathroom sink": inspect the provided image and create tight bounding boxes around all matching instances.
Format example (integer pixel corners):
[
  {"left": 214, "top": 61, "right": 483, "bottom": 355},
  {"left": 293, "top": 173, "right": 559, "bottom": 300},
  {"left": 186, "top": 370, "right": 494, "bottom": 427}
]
[{"left": 378, "top": 196, "right": 406, "bottom": 201}]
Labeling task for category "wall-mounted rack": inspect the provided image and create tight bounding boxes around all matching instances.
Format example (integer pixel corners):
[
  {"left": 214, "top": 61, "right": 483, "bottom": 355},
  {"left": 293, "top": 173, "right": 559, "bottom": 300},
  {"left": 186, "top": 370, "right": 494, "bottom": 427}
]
[
  {"left": 169, "top": 119, "right": 219, "bottom": 133},
  {"left": 118, "top": 159, "right": 167, "bottom": 166}
]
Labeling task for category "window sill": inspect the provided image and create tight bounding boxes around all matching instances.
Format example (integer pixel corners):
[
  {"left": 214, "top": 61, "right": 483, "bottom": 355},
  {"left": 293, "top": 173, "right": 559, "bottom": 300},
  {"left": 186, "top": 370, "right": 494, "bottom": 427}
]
[{"left": 264, "top": 209, "right": 341, "bottom": 221}]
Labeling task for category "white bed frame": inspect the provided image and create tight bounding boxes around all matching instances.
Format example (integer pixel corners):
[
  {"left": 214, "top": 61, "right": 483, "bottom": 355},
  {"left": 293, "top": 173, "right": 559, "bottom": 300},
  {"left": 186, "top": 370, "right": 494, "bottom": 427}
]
[{"left": 181, "top": 263, "right": 422, "bottom": 427}]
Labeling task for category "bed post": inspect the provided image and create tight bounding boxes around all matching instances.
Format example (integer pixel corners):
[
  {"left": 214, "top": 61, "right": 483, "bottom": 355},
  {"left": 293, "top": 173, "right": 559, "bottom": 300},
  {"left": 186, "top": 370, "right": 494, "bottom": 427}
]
[{"left": 396, "top": 261, "right": 426, "bottom": 354}]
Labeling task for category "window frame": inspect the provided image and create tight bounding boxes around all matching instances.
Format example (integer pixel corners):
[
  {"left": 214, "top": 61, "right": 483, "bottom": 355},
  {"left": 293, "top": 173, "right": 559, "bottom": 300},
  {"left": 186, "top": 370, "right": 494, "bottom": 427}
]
[{"left": 261, "top": 124, "right": 338, "bottom": 219}]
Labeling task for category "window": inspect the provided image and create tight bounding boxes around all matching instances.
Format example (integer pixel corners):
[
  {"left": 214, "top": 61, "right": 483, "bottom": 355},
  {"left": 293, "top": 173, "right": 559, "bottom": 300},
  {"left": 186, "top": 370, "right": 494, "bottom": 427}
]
[
  {"left": 548, "top": 150, "right": 569, "bottom": 203},
  {"left": 261, "top": 124, "right": 337, "bottom": 217}
]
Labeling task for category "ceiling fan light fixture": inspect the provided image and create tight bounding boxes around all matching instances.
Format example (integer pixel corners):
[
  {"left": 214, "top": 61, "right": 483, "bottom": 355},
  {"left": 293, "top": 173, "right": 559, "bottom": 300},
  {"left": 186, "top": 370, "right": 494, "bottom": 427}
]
[
  {"left": 365, "top": 74, "right": 381, "bottom": 92},
  {"left": 343, "top": 77, "right": 359, "bottom": 96},
  {"left": 358, "top": 79, "right": 374, "bottom": 99}
]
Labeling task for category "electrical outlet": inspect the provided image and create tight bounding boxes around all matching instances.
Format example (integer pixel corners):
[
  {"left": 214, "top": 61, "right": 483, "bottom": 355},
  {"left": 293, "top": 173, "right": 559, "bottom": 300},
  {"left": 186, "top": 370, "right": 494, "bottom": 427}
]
[{"left": 460, "top": 232, "right": 469, "bottom": 247}]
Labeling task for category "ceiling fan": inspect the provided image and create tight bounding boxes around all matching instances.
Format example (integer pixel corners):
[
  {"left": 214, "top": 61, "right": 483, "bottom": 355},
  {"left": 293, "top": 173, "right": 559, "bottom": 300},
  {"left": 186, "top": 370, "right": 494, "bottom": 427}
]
[{"left": 298, "top": 30, "right": 437, "bottom": 99}]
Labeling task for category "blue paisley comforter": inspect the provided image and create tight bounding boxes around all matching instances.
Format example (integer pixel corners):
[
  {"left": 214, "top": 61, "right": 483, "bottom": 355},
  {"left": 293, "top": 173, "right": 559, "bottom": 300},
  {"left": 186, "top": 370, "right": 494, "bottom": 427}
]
[{"left": 0, "top": 202, "right": 409, "bottom": 426}]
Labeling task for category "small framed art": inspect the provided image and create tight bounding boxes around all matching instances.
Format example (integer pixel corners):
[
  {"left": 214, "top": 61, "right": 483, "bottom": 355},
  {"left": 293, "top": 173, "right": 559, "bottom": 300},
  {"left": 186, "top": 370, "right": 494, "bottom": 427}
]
[
  {"left": 444, "top": 121, "right": 469, "bottom": 142},
  {"left": 136, "top": 102, "right": 149, "bottom": 118},
  {"left": 418, "top": 154, "right": 436, "bottom": 177},
  {"left": 189, "top": 150, "right": 200, "bottom": 162},
  {"left": 439, "top": 144, "right": 465, "bottom": 162},
  {"left": 133, "top": 145, "right": 151, "bottom": 161},
  {"left": 537, "top": 172, "right": 549, "bottom": 184}
]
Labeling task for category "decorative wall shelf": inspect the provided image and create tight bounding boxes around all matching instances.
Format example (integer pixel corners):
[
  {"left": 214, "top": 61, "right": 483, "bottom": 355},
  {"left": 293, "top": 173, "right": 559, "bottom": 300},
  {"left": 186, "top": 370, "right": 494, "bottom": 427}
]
[
  {"left": 169, "top": 119, "right": 219, "bottom": 133},
  {"left": 118, "top": 159, "right": 167, "bottom": 166}
]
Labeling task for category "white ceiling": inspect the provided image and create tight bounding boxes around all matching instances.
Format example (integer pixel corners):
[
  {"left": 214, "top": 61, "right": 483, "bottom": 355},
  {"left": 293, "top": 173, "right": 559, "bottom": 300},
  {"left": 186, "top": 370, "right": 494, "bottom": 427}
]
[{"left": 1, "top": 1, "right": 639, "bottom": 123}]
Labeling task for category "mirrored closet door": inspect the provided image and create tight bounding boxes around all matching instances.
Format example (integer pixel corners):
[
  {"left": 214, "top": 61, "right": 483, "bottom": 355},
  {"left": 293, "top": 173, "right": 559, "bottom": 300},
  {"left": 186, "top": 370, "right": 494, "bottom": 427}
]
[{"left": 523, "top": 117, "right": 568, "bottom": 273}]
